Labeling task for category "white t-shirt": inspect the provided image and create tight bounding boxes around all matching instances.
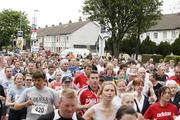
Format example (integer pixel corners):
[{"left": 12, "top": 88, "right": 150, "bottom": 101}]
[{"left": 17, "top": 86, "right": 59, "bottom": 120}]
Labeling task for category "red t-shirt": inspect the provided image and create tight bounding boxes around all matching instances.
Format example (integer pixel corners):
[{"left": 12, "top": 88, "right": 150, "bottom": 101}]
[
  {"left": 74, "top": 73, "right": 88, "bottom": 88},
  {"left": 144, "top": 102, "right": 179, "bottom": 120},
  {"left": 77, "top": 85, "right": 98, "bottom": 115},
  {"left": 169, "top": 76, "right": 180, "bottom": 86}
]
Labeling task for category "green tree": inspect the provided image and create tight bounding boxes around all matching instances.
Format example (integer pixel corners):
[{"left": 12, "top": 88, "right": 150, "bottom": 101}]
[
  {"left": 171, "top": 35, "right": 180, "bottom": 55},
  {"left": 82, "top": 0, "right": 162, "bottom": 57},
  {"left": 0, "top": 9, "right": 31, "bottom": 50},
  {"left": 132, "top": 0, "right": 161, "bottom": 59},
  {"left": 121, "top": 34, "right": 137, "bottom": 56},
  {"left": 156, "top": 41, "right": 171, "bottom": 57},
  {"left": 140, "top": 36, "right": 156, "bottom": 54},
  {"left": 105, "top": 37, "right": 113, "bottom": 55}
]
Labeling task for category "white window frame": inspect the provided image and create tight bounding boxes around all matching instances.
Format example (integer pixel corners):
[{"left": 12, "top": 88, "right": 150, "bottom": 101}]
[{"left": 153, "top": 32, "right": 158, "bottom": 39}]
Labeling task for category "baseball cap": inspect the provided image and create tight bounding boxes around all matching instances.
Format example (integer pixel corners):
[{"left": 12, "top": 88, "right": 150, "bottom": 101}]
[{"left": 62, "top": 76, "right": 72, "bottom": 83}]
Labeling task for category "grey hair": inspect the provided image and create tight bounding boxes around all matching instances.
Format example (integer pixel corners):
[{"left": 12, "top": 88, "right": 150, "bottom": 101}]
[{"left": 165, "top": 80, "right": 177, "bottom": 87}]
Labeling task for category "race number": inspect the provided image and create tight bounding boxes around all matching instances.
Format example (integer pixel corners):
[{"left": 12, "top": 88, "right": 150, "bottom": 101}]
[{"left": 31, "top": 103, "right": 48, "bottom": 115}]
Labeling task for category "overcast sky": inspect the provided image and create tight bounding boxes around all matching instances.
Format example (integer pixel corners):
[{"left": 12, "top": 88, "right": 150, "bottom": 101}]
[{"left": 0, "top": 0, "right": 180, "bottom": 28}]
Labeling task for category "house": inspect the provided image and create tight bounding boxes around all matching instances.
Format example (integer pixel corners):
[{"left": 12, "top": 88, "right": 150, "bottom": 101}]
[
  {"left": 140, "top": 13, "right": 180, "bottom": 44},
  {"left": 37, "top": 20, "right": 100, "bottom": 53}
]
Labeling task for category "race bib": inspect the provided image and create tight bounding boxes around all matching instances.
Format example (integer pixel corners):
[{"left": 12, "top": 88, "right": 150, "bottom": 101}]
[{"left": 31, "top": 103, "right": 48, "bottom": 115}]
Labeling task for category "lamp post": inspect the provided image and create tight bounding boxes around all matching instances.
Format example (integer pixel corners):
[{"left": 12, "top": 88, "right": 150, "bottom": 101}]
[
  {"left": 31, "top": 9, "right": 39, "bottom": 53},
  {"left": 16, "top": 12, "right": 24, "bottom": 53}
]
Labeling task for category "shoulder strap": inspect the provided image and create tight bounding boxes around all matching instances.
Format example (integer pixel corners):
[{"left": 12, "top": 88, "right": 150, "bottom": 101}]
[{"left": 134, "top": 99, "right": 140, "bottom": 113}]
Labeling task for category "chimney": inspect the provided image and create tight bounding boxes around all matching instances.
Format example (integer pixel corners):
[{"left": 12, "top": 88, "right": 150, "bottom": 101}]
[
  {"left": 45, "top": 25, "right": 48, "bottom": 28},
  {"left": 79, "top": 16, "right": 82, "bottom": 22},
  {"left": 69, "top": 20, "right": 72, "bottom": 24},
  {"left": 59, "top": 22, "right": 62, "bottom": 25}
]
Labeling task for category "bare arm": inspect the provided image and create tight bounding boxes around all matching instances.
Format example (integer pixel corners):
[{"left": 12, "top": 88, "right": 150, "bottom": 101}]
[
  {"left": 14, "top": 100, "right": 33, "bottom": 110},
  {"left": 77, "top": 101, "right": 96, "bottom": 111},
  {"left": 83, "top": 106, "right": 95, "bottom": 120},
  {"left": 148, "top": 81, "right": 157, "bottom": 103},
  {"left": 5, "top": 95, "right": 15, "bottom": 107}
]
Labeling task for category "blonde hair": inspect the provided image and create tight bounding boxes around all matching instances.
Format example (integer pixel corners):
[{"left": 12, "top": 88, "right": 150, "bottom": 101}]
[
  {"left": 116, "top": 79, "right": 126, "bottom": 85},
  {"left": 105, "top": 63, "right": 114, "bottom": 70},
  {"left": 59, "top": 88, "right": 77, "bottom": 102},
  {"left": 99, "top": 81, "right": 117, "bottom": 96},
  {"left": 121, "top": 92, "right": 135, "bottom": 105}
]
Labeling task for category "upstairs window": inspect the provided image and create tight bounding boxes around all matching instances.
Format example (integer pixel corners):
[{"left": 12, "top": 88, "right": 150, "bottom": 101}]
[
  {"left": 153, "top": 33, "right": 158, "bottom": 39},
  {"left": 163, "top": 31, "right": 167, "bottom": 38}
]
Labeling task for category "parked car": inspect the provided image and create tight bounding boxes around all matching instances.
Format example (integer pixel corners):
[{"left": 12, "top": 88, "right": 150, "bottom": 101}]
[{"left": 60, "top": 48, "right": 90, "bottom": 58}]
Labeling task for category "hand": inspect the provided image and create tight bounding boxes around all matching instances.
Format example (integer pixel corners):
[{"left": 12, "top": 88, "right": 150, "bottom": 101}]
[
  {"left": 149, "top": 96, "right": 156, "bottom": 104},
  {"left": 85, "top": 100, "right": 96, "bottom": 109},
  {"left": 0, "top": 96, "right": 5, "bottom": 101},
  {"left": 25, "top": 100, "right": 33, "bottom": 107}
]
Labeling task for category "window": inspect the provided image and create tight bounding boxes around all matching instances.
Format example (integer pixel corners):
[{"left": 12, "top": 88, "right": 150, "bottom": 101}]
[
  {"left": 153, "top": 33, "right": 158, "bottom": 39},
  {"left": 172, "top": 31, "right": 176, "bottom": 38},
  {"left": 146, "top": 33, "right": 150, "bottom": 37},
  {"left": 163, "top": 31, "right": 167, "bottom": 38}
]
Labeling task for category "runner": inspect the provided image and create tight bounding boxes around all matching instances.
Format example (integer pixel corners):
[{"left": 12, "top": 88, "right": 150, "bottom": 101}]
[
  {"left": 37, "top": 88, "right": 85, "bottom": 120},
  {"left": 14, "top": 70, "right": 59, "bottom": 120},
  {"left": 144, "top": 86, "right": 179, "bottom": 120},
  {"left": 24, "top": 74, "right": 33, "bottom": 88},
  {"left": 115, "top": 105, "right": 138, "bottom": 120},
  {"left": 83, "top": 81, "right": 118, "bottom": 120},
  {"left": 77, "top": 70, "right": 99, "bottom": 115},
  {"left": 6, "top": 73, "right": 26, "bottom": 120},
  {"left": 49, "top": 71, "right": 62, "bottom": 91}
]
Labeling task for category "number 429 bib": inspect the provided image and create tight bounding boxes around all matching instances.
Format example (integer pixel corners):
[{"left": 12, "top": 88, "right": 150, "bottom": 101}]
[{"left": 31, "top": 103, "right": 48, "bottom": 115}]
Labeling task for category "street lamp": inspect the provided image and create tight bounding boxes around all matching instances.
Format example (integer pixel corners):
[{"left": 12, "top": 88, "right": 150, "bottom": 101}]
[
  {"left": 31, "top": 9, "right": 39, "bottom": 53},
  {"left": 16, "top": 12, "right": 24, "bottom": 53}
]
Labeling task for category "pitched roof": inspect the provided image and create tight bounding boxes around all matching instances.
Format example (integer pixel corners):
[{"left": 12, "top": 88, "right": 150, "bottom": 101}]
[
  {"left": 37, "top": 21, "right": 90, "bottom": 37},
  {"left": 149, "top": 13, "right": 180, "bottom": 31}
]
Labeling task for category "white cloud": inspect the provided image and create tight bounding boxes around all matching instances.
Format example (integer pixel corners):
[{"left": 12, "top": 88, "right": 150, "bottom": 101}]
[{"left": 161, "top": 0, "right": 180, "bottom": 14}]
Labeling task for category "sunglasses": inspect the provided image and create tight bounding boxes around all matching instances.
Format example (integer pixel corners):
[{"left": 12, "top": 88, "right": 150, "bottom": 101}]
[{"left": 26, "top": 79, "right": 32, "bottom": 81}]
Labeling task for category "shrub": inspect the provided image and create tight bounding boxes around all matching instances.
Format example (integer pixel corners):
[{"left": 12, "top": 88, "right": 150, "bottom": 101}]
[
  {"left": 142, "top": 54, "right": 163, "bottom": 63},
  {"left": 164, "top": 55, "right": 180, "bottom": 64}
]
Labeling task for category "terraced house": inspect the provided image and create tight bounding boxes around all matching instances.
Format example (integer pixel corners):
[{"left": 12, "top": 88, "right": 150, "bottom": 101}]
[
  {"left": 36, "top": 20, "right": 100, "bottom": 53},
  {"left": 140, "top": 13, "right": 180, "bottom": 44}
]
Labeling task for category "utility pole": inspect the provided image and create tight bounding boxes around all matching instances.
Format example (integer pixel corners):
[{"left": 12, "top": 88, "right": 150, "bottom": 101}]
[
  {"left": 31, "top": 9, "right": 39, "bottom": 53},
  {"left": 16, "top": 12, "right": 24, "bottom": 53}
]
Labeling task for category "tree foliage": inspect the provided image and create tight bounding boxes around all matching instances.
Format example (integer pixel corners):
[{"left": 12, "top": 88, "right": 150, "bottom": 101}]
[
  {"left": 139, "top": 36, "right": 156, "bottom": 54},
  {"left": 0, "top": 9, "right": 31, "bottom": 50},
  {"left": 171, "top": 35, "right": 180, "bottom": 55},
  {"left": 121, "top": 34, "right": 137, "bottom": 56},
  {"left": 156, "top": 41, "right": 171, "bottom": 57},
  {"left": 105, "top": 37, "right": 113, "bottom": 55},
  {"left": 82, "top": 0, "right": 162, "bottom": 57}
]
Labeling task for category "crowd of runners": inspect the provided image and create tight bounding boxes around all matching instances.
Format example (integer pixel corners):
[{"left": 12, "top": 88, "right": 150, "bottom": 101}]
[{"left": 0, "top": 50, "right": 179, "bottom": 120}]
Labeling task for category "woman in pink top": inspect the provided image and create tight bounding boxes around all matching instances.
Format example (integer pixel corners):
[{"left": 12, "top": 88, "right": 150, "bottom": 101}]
[{"left": 49, "top": 71, "right": 62, "bottom": 90}]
